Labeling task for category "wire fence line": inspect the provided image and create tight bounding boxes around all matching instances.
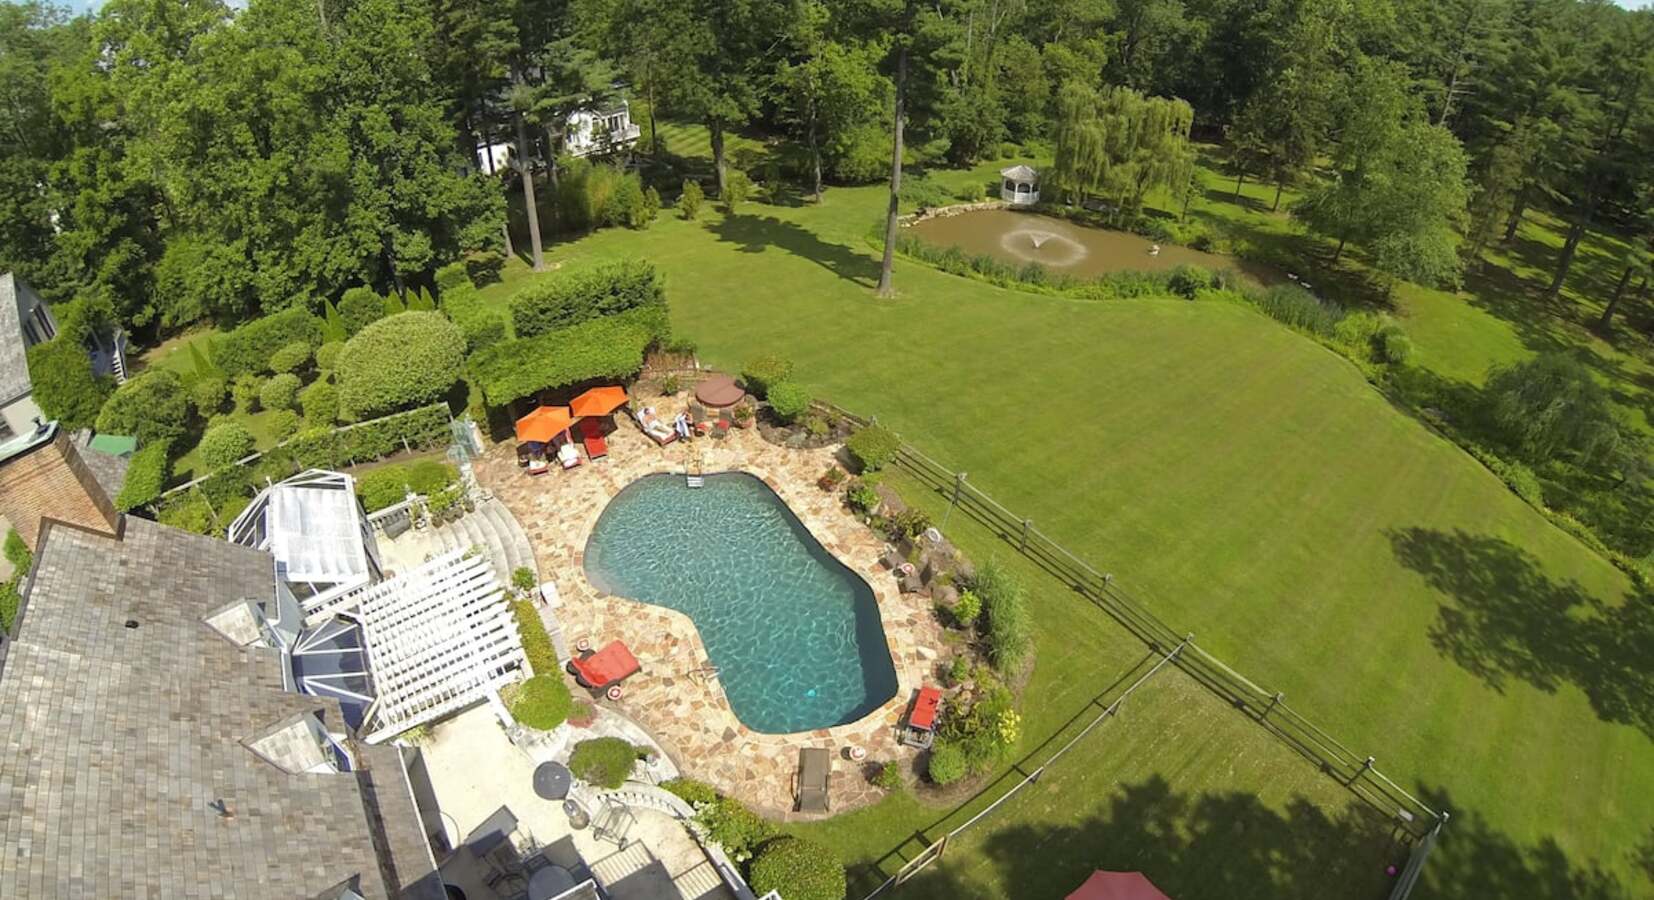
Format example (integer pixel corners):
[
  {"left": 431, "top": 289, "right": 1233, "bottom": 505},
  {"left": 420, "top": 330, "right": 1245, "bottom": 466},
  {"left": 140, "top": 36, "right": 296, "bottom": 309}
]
[{"left": 813, "top": 399, "right": 1447, "bottom": 893}]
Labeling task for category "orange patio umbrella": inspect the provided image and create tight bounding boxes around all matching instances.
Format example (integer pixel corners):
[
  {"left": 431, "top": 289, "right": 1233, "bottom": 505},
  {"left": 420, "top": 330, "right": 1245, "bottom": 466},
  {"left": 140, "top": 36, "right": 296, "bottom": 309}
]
[
  {"left": 515, "top": 405, "right": 574, "bottom": 443},
  {"left": 569, "top": 385, "right": 629, "bottom": 418}
]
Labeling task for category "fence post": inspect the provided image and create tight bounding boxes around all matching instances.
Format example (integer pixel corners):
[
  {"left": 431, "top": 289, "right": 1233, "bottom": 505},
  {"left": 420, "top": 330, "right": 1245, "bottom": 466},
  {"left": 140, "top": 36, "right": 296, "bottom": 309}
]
[
  {"left": 1020, "top": 518, "right": 1031, "bottom": 551},
  {"left": 1264, "top": 692, "right": 1283, "bottom": 720},
  {"left": 942, "top": 472, "right": 967, "bottom": 530},
  {"left": 1350, "top": 756, "right": 1375, "bottom": 787}
]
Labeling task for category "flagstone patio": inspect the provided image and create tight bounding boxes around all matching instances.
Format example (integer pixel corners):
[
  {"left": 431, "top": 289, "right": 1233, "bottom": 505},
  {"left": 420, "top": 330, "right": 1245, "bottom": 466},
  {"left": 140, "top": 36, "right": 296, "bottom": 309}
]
[{"left": 473, "top": 398, "right": 947, "bottom": 818}]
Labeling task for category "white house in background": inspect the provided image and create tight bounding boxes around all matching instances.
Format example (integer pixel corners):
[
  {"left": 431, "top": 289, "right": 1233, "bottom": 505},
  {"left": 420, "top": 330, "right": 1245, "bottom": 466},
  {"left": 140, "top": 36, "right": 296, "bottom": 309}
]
[
  {"left": 565, "top": 101, "right": 641, "bottom": 157},
  {"left": 475, "top": 139, "right": 513, "bottom": 175},
  {"left": 0, "top": 272, "right": 128, "bottom": 439},
  {"left": 1000, "top": 164, "right": 1040, "bottom": 205}
]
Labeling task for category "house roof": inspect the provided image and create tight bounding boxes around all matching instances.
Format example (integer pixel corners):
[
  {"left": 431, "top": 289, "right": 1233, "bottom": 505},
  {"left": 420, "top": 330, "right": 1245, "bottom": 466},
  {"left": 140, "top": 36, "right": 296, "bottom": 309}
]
[
  {"left": 0, "top": 272, "right": 35, "bottom": 403},
  {"left": 0, "top": 516, "right": 438, "bottom": 899}
]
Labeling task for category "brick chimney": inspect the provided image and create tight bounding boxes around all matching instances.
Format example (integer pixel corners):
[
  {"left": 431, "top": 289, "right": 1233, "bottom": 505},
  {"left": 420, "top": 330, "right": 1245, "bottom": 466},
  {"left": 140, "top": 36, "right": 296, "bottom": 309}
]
[{"left": 0, "top": 422, "right": 120, "bottom": 550}]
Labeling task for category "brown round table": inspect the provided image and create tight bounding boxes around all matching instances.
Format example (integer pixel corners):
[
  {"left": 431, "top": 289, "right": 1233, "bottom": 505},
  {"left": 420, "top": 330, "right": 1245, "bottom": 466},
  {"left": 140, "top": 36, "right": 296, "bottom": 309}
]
[{"left": 694, "top": 374, "right": 746, "bottom": 408}]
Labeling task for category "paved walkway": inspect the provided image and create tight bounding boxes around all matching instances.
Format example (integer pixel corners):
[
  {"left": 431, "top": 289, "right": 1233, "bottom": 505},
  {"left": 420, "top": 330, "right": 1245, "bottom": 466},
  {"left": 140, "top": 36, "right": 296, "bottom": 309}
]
[{"left": 474, "top": 403, "right": 945, "bottom": 817}]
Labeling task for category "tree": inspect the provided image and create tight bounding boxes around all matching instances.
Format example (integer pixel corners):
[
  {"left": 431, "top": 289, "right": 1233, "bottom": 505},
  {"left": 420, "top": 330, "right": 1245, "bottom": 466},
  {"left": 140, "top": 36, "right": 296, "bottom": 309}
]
[
  {"left": 198, "top": 422, "right": 256, "bottom": 470},
  {"left": 95, "top": 370, "right": 191, "bottom": 446},
  {"left": 1482, "top": 353, "right": 1624, "bottom": 465},
  {"left": 25, "top": 339, "right": 113, "bottom": 431},
  {"left": 776, "top": 6, "right": 888, "bottom": 200},
  {"left": 1047, "top": 82, "right": 1196, "bottom": 224}
]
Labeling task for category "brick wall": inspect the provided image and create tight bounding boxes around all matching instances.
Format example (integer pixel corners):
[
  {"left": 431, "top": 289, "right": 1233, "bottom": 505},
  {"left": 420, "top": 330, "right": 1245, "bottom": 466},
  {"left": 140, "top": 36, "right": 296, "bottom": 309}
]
[{"left": 0, "top": 430, "right": 119, "bottom": 549}]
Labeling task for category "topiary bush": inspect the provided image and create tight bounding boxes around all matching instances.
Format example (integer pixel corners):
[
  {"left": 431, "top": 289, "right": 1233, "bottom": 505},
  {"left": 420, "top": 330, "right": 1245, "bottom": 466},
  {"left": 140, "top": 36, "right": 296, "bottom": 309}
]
[
  {"left": 114, "top": 440, "right": 171, "bottom": 512},
  {"left": 190, "top": 377, "right": 228, "bottom": 416},
  {"left": 510, "top": 674, "right": 573, "bottom": 730},
  {"left": 338, "top": 286, "right": 384, "bottom": 336},
  {"left": 748, "top": 837, "right": 846, "bottom": 900},
  {"left": 767, "top": 381, "right": 812, "bottom": 423},
  {"left": 231, "top": 373, "right": 264, "bottom": 411},
  {"left": 259, "top": 373, "right": 301, "bottom": 412},
  {"left": 214, "top": 307, "right": 323, "bottom": 377},
  {"left": 269, "top": 340, "right": 313, "bottom": 374},
  {"left": 338, "top": 312, "right": 466, "bottom": 419},
  {"left": 198, "top": 422, "right": 256, "bottom": 470},
  {"left": 268, "top": 409, "right": 302, "bottom": 440},
  {"left": 568, "top": 737, "right": 646, "bottom": 789},
  {"left": 96, "top": 370, "right": 191, "bottom": 446},
  {"left": 678, "top": 179, "right": 704, "bottom": 220},
  {"left": 315, "top": 342, "right": 344, "bottom": 372},
  {"left": 740, "top": 354, "right": 793, "bottom": 398},
  {"left": 299, "top": 380, "right": 339, "bottom": 424},
  {"left": 927, "top": 740, "right": 966, "bottom": 785},
  {"left": 846, "top": 424, "right": 900, "bottom": 473}
]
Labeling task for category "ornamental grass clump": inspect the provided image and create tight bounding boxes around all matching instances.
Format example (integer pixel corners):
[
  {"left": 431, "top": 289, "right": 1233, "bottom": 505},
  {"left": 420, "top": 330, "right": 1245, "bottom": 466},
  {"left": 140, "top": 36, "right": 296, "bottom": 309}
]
[{"left": 974, "top": 559, "right": 1032, "bottom": 673}]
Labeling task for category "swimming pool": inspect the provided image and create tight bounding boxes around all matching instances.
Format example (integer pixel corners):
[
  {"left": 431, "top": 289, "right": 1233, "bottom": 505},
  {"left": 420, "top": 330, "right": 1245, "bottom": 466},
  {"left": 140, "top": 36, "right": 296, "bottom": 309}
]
[{"left": 583, "top": 473, "right": 898, "bottom": 734}]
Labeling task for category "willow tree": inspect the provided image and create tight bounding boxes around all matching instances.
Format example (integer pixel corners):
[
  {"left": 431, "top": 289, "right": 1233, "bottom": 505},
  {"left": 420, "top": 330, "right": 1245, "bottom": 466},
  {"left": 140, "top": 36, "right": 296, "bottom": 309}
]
[{"left": 1048, "top": 82, "right": 1194, "bottom": 226}]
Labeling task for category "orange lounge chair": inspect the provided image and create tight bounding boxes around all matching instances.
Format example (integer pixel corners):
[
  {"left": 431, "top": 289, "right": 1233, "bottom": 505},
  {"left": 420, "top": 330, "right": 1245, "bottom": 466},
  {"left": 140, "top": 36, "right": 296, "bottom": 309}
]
[
  {"left": 579, "top": 417, "right": 608, "bottom": 460},
  {"left": 567, "top": 640, "right": 641, "bottom": 690}
]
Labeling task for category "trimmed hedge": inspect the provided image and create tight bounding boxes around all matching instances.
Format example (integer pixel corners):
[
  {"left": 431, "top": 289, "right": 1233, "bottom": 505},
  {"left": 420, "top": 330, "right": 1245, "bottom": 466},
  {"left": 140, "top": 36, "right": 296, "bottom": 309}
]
[
  {"left": 338, "top": 312, "right": 466, "bottom": 419},
  {"left": 441, "top": 283, "right": 508, "bottom": 353},
  {"left": 509, "top": 674, "right": 573, "bottom": 730},
  {"left": 509, "top": 259, "right": 665, "bottom": 339},
  {"left": 281, "top": 404, "right": 451, "bottom": 470},
  {"left": 356, "top": 459, "right": 458, "bottom": 512},
  {"left": 741, "top": 354, "right": 793, "bottom": 399},
  {"left": 846, "top": 424, "right": 900, "bottom": 473},
  {"left": 259, "top": 373, "right": 301, "bottom": 411},
  {"left": 767, "top": 381, "right": 812, "bottom": 423},
  {"left": 510, "top": 595, "right": 558, "bottom": 676},
  {"left": 434, "top": 261, "right": 472, "bottom": 294},
  {"left": 338, "top": 286, "right": 384, "bottom": 336},
  {"left": 199, "top": 423, "right": 256, "bottom": 470},
  {"left": 114, "top": 440, "right": 172, "bottom": 512},
  {"left": 96, "top": 370, "right": 191, "bottom": 446},
  {"left": 215, "top": 307, "right": 322, "bottom": 377},
  {"left": 471, "top": 306, "right": 666, "bottom": 405},
  {"left": 569, "top": 737, "right": 645, "bottom": 789},
  {"left": 269, "top": 340, "right": 312, "bottom": 374},
  {"left": 749, "top": 837, "right": 846, "bottom": 900}
]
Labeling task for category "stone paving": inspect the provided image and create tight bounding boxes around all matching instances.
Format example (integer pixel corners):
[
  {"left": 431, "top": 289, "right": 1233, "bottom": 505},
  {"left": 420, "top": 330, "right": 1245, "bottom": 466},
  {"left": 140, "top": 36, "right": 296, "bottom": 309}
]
[{"left": 474, "top": 399, "right": 947, "bottom": 819}]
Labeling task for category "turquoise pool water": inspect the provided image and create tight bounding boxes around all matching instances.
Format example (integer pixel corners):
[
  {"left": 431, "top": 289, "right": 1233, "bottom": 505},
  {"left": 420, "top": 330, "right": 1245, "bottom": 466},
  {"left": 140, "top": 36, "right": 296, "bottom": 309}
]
[{"left": 583, "top": 473, "right": 897, "bottom": 734}]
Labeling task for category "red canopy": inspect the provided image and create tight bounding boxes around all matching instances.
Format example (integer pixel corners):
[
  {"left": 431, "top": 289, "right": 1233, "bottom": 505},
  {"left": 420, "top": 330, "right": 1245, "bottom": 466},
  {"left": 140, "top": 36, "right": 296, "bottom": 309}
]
[
  {"left": 516, "top": 406, "right": 573, "bottom": 443},
  {"left": 570, "top": 385, "right": 629, "bottom": 418},
  {"left": 1066, "top": 871, "right": 1171, "bottom": 900},
  {"left": 909, "top": 686, "right": 943, "bottom": 731},
  {"left": 569, "top": 640, "right": 641, "bottom": 689}
]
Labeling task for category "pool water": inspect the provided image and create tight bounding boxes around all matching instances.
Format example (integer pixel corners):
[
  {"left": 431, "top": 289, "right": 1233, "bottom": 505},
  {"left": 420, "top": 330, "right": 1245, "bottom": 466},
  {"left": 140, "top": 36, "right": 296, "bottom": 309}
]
[{"left": 583, "top": 473, "right": 897, "bottom": 734}]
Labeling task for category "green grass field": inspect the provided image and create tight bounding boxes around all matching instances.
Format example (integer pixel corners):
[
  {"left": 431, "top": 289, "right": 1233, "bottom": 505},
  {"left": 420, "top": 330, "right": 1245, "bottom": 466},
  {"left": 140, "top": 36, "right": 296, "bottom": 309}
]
[{"left": 502, "top": 133, "right": 1653, "bottom": 898}]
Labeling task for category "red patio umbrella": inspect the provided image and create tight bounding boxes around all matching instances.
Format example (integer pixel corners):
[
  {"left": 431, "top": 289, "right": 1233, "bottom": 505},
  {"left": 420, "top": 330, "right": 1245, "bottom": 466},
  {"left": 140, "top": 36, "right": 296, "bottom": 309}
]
[
  {"left": 1066, "top": 871, "right": 1172, "bottom": 900},
  {"left": 515, "top": 406, "right": 574, "bottom": 443},
  {"left": 569, "top": 385, "right": 629, "bottom": 418}
]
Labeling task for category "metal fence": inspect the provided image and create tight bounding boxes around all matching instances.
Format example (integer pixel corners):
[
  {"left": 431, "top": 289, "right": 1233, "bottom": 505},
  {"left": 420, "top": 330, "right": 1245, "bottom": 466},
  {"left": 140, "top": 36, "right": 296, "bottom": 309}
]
[{"left": 813, "top": 400, "right": 1447, "bottom": 895}]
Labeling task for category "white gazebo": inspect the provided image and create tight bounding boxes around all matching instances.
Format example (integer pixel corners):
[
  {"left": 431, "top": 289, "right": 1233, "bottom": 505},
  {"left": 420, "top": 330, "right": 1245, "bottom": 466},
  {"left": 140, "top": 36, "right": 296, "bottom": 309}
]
[{"left": 1000, "top": 164, "right": 1040, "bottom": 205}]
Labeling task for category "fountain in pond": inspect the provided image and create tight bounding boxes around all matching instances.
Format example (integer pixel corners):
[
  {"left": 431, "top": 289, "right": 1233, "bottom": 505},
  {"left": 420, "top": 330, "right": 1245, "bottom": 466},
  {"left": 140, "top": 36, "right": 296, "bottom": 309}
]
[{"left": 1030, "top": 233, "right": 1053, "bottom": 250}]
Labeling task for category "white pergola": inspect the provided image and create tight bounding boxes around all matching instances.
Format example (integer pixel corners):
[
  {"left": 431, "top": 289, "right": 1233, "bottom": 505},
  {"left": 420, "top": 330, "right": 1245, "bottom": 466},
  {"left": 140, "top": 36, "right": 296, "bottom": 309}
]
[
  {"left": 1000, "top": 164, "right": 1040, "bottom": 205},
  {"left": 229, "top": 469, "right": 381, "bottom": 622},
  {"left": 357, "top": 550, "right": 527, "bottom": 743}
]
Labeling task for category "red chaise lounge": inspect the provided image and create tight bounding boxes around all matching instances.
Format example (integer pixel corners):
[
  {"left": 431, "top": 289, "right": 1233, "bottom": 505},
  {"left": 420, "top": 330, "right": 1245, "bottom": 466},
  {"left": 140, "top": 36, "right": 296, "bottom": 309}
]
[
  {"left": 579, "top": 417, "right": 608, "bottom": 460},
  {"left": 568, "top": 640, "right": 640, "bottom": 691}
]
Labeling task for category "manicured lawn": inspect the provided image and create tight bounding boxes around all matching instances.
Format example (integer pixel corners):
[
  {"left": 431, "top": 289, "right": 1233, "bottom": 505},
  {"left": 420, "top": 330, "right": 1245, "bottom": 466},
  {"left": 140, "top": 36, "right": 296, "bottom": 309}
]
[{"left": 510, "top": 151, "right": 1653, "bottom": 897}]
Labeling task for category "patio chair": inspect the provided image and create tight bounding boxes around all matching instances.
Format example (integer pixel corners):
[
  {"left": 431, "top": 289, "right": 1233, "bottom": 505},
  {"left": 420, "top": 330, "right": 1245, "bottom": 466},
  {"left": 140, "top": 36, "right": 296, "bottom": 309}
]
[
  {"left": 794, "top": 747, "right": 832, "bottom": 813},
  {"left": 567, "top": 640, "right": 641, "bottom": 691},
  {"left": 688, "top": 403, "right": 712, "bottom": 437},
  {"left": 632, "top": 407, "right": 678, "bottom": 446},
  {"left": 557, "top": 442, "right": 582, "bottom": 470}
]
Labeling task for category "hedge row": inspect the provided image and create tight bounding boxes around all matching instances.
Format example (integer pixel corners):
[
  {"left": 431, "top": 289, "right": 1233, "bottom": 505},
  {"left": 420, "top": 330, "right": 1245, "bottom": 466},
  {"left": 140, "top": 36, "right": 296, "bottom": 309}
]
[
  {"left": 441, "top": 283, "right": 508, "bottom": 353},
  {"left": 509, "top": 595, "right": 558, "bottom": 676},
  {"left": 471, "top": 306, "right": 667, "bottom": 405},
  {"left": 509, "top": 259, "right": 664, "bottom": 339},
  {"left": 337, "top": 312, "right": 467, "bottom": 419},
  {"left": 215, "top": 307, "right": 323, "bottom": 377},
  {"left": 114, "top": 440, "right": 172, "bottom": 512}
]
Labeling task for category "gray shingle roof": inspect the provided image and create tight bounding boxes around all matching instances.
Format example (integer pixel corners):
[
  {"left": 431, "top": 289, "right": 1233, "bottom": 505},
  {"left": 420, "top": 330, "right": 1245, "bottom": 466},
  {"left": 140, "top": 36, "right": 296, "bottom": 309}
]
[
  {"left": 0, "top": 516, "right": 430, "bottom": 899},
  {"left": 0, "top": 272, "right": 33, "bottom": 403}
]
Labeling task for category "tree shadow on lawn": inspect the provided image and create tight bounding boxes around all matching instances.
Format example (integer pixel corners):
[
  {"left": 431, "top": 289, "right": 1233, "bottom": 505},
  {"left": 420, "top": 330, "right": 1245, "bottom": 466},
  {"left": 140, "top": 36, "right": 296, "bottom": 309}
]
[
  {"left": 705, "top": 212, "right": 880, "bottom": 288},
  {"left": 1386, "top": 527, "right": 1654, "bottom": 740}
]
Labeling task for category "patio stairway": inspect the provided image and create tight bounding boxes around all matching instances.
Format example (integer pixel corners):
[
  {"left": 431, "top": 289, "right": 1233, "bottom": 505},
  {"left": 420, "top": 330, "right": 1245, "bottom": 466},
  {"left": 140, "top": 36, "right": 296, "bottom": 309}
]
[{"left": 428, "top": 497, "right": 537, "bottom": 585}]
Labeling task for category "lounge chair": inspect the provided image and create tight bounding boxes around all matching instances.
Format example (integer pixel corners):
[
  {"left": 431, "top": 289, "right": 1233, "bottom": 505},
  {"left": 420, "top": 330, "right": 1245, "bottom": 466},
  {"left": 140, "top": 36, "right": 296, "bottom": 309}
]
[
  {"left": 557, "top": 442, "right": 582, "bottom": 470},
  {"left": 568, "top": 640, "right": 641, "bottom": 690},
  {"left": 526, "top": 455, "right": 549, "bottom": 476},
  {"left": 633, "top": 407, "right": 677, "bottom": 446},
  {"left": 579, "top": 417, "right": 608, "bottom": 459},
  {"left": 901, "top": 686, "right": 943, "bottom": 749},
  {"left": 794, "top": 747, "right": 831, "bottom": 813}
]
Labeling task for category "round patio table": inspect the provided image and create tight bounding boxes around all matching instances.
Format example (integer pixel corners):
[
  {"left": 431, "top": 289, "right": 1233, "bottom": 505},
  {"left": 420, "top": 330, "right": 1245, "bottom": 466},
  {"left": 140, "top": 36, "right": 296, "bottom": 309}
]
[
  {"left": 694, "top": 374, "right": 745, "bottom": 408},
  {"left": 528, "top": 865, "right": 576, "bottom": 900},
  {"left": 532, "top": 762, "right": 572, "bottom": 801}
]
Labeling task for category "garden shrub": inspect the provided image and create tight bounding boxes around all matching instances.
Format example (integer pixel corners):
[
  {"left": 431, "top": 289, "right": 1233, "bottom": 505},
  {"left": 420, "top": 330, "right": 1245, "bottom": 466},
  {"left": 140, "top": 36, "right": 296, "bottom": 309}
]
[
  {"left": 190, "top": 377, "right": 228, "bottom": 416},
  {"left": 323, "top": 299, "right": 348, "bottom": 343},
  {"left": 767, "top": 381, "right": 812, "bottom": 423},
  {"left": 6, "top": 528, "right": 32, "bottom": 572},
  {"left": 466, "top": 250, "right": 505, "bottom": 285},
  {"left": 215, "top": 307, "right": 323, "bottom": 376},
  {"left": 749, "top": 837, "right": 846, "bottom": 900},
  {"left": 269, "top": 340, "right": 313, "bottom": 374},
  {"left": 338, "top": 287, "right": 384, "bottom": 337},
  {"left": 1376, "top": 323, "right": 1414, "bottom": 364},
  {"left": 873, "top": 761, "right": 903, "bottom": 791},
  {"left": 511, "top": 567, "right": 536, "bottom": 592},
  {"left": 199, "top": 422, "right": 256, "bottom": 470},
  {"left": 846, "top": 424, "right": 900, "bottom": 472},
  {"left": 900, "top": 176, "right": 954, "bottom": 211},
  {"left": 268, "top": 409, "right": 302, "bottom": 440},
  {"left": 434, "top": 261, "right": 473, "bottom": 294},
  {"left": 1482, "top": 354, "right": 1621, "bottom": 464},
  {"left": 722, "top": 169, "right": 752, "bottom": 211},
  {"left": 569, "top": 737, "right": 645, "bottom": 789},
  {"left": 382, "top": 291, "right": 407, "bottom": 316},
  {"left": 114, "top": 440, "right": 171, "bottom": 512},
  {"left": 510, "top": 595, "right": 558, "bottom": 676},
  {"left": 315, "top": 342, "right": 344, "bottom": 372},
  {"left": 678, "top": 179, "right": 704, "bottom": 220},
  {"left": 25, "top": 338, "right": 113, "bottom": 430},
  {"left": 826, "top": 122, "right": 888, "bottom": 183},
  {"left": 662, "top": 778, "right": 718, "bottom": 807},
  {"left": 509, "top": 259, "right": 665, "bottom": 339},
  {"left": 299, "top": 380, "right": 339, "bottom": 424},
  {"left": 96, "top": 370, "right": 191, "bottom": 446},
  {"left": 338, "top": 312, "right": 466, "bottom": 419},
  {"left": 259, "top": 373, "right": 302, "bottom": 411},
  {"left": 609, "top": 173, "right": 655, "bottom": 229},
  {"left": 740, "top": 354, "right": 793, "bottom": 398},
  {"left": 1166, "top": 264, "right": 1214, "bottom": 299},
  {"left": 509, "top": 674, "right": 573, "bottom": 730},
  {"left": 953, "top": 590, "right": 982, "bottom": 627},
  {"left": 974, "top": 559, "right": 1032, "bottom": 673},
  {"left": 232, "top": 374, "right": 264, "bottom": 411},
  {"left": 697, "top": 796, "right": 775, "bottom": 860},
  {"left": 471, "top": 306, "right": 667, "bottom": 405},
  {"left": 958, "top": 181, "right": 989, "bottom": 202},
  {"left": 355, "top": 459, "right": 457, "bottom": 511},
  {"left": 441, "top": 283, "right": 508, "bottom": 353},
  {"left": 158, "top": 494, "right": 216, "bottom": 535},
  {"left": 945, "top": 655, "right": 970, "bottom": 686},
  {"left": 1332, "top": 311, "right": 1383, "bottom": 355},
  {"left": 845, "top": 479, "right": 880, "bottom": 514},
  {"left": 928, "top": 741, "right": 966, "bottom": 785},
  {"left": 0, "top": 580, "right": 20, "bottom": 634},
  {"left": 888, "top": 508, "right": 932, "bottom": 541}
]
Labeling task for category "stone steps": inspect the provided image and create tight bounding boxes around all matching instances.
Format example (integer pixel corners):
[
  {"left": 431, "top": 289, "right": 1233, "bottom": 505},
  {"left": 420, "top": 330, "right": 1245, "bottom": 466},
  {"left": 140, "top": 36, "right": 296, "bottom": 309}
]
[
  {"left": 673, "top": 860, "right": 731, "bottom": 900},
  {"left": 425, "top": 498, "right": 538, "bottom": 588}
]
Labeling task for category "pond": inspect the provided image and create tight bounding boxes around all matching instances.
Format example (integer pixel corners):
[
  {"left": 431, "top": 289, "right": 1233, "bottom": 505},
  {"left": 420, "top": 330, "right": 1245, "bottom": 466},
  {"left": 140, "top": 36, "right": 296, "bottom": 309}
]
[
  {"left": 906, "top": 208, "right": 1282, "bottom": 284},
  {"left": 583, "top": 472, "right": 897, "bottom": 734}
]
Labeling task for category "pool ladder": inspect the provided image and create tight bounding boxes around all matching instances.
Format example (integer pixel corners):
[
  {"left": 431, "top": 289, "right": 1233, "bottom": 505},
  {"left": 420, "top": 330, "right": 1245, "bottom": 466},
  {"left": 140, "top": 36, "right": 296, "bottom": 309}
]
[
  {"left": 690, "top": 665, "right": 721, "bottom": 684},
  {"left": 686, "top": 475, "right": 704, "bottom": 488}
]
